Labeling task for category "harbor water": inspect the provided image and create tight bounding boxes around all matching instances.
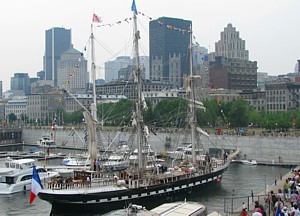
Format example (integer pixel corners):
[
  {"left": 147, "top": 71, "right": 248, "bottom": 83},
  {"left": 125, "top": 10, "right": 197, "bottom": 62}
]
[{"left": 0, "top": 160, "right": 291, "bottom": 216}]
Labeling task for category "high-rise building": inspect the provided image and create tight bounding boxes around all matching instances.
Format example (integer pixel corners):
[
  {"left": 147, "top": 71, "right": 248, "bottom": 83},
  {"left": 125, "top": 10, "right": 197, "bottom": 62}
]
[
  {"left": 10, "top": 73, "right": 30, "bottom": 95},
  {"left": 150, "top": 17, "right": 191, "bottom": 88},
  {"left": 0, "top": 81, "right": 2, "bottom": 99},
  {"left": 139, "top": 56, "right": 149, "bottom": 80},
  {"left": 210, "top": 24, "right": 249, "bottom": 61},
  {"left": 37, "top": 70, "right": 46, "bottom": 80},
  {"left": 43, "top": 27, "right": 71, "bottom": 87},
  {"left": 105, "top": 56, "right": 131, "bottom": 82},
  {"left": 57, "top": 45, "right": 88, "bottom": 93},
  {"left": 193, "top": 45, "right": 209, "bottom": 88}
]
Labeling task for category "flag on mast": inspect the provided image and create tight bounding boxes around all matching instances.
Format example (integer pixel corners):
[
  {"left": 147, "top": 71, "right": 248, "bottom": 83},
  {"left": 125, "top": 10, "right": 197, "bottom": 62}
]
[
  {"left": 92, "top": 13, "right": 102, "bottom": 23},
  {"left": 131, "top": 0, "right": 138, "bottom": 15},
  {"left": 29, "top": 166, "right": 43, "bottom": 204}
]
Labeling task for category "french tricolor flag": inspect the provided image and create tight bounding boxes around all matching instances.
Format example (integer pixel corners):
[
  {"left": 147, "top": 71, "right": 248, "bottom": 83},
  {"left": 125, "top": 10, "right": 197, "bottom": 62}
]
[{"left": 29, "top": 166, "right": 43, "bottom": 204}]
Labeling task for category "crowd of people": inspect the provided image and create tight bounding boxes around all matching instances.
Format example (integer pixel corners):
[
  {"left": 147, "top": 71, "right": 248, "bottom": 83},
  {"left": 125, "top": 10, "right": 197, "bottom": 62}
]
[{"left": 241, "top": 169, "right": 300, "bottom": 216}]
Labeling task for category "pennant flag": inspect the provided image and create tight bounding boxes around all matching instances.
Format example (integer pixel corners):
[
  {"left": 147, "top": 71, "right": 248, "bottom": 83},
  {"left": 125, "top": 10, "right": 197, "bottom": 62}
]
[
  {"left": 131, "top": 0, "right": 138, "bottom": 15},
  {"left": 29, "top": 166, "right": 43, "bottom": 204},
  {"left": 92, "top": 13, "right": 102, "bottom": 23}
]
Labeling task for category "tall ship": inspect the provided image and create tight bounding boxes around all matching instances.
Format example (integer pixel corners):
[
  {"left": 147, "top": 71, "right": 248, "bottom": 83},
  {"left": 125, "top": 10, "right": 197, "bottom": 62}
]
[{"left": 38, "top": 1, "right": 239, "bottom": 214}]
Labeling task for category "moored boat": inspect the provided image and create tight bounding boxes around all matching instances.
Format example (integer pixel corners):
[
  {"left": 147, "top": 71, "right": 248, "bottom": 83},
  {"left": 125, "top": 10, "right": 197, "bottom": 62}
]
[
  {"left": 61, "top": 153, "right": 90, "bottom": 166},
  {"left": 241, "top": 159, "right": 257, "bottom": 165},
  {"left": 0, "top": 158, "right": 58, "bottom": 194},
  {"left": 37, "top": 136, "right": 56, "bottom": 148}
]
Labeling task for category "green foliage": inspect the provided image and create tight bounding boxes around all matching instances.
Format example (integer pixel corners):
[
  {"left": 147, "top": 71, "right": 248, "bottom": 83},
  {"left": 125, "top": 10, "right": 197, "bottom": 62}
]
[
  {"left": 8, "top": 113, "right": 17, "bottom": 123},
  {"left": 62, "top": 97, "right": 300, "bottom": 129},
  {"left": 98, "top": 99, "right": 134, "bottom": 126},
  {"left": 227, "top": 99, "right": 249, "bottom": 127},
  {"left": 64, "top": 109, "right": 84, "bottom": 124},
  {"left": 151, "top": 98, "right": 188, "bottom": 127}
]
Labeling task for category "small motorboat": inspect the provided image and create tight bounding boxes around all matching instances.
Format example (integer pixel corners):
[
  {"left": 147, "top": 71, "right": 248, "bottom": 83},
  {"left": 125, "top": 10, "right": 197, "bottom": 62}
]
[
  {"left": 241, "top": 159, "right": 257, "bottom": 165},
  {"left": 37, "top": 136, "right": 56, "bottom": 148}
]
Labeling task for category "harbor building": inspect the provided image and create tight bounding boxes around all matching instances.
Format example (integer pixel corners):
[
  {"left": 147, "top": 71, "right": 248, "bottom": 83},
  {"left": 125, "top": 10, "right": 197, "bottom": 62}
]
[
  {"left": 43, "top": 27, "right": 72, "bottom": 87},
  {"left": 96, "top": 80, "right": 172, "bottom": 100},
  {"left": 150, "top": 17, "right": 191, "bottom": 88},
  {"left": 26, "top": 91, "right": 63, "bottom": 124},
  {"left": 64, "top": 94, "right": 126, "bottom": 113},
  {"left": 240, "top": 90, "right": 266, "bottom": 112},
  {"left": 5, "top": 97, "right": 27, "bottom": 123},
  {"left": 265, "top": 80, "right": 289, "bottom": 112}
]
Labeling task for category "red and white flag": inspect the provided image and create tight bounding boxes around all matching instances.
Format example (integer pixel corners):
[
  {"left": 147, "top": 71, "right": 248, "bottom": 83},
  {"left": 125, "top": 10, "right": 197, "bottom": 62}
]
[
  {"left": 92, "top": 13, "right": 102, "bottom": 23},
  {"left": 29, "top": 166, "right": 43, "bottom": 204}
]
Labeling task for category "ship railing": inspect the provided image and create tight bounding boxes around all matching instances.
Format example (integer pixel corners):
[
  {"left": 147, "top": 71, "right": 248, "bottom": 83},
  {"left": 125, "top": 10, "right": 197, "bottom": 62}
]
[{"left": 43, "top": 178, "right": 121, "bottom": 190}]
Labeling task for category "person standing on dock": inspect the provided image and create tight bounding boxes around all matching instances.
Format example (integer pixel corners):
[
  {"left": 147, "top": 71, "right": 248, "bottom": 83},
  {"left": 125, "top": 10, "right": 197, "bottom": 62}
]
[
  {"left": 274, "top": 196, "right": 284, "bottom": 216},
  {"left": 290, "top": 190, "right": 298, "bottom": 207},
  {"left": 278, "top": 189, "right": 285, "bottom": 202},
  {"left": 290, "top": 203, "right": 300, "bottom": 216},
  {"left": 255, "top": 201, "right": 266, "bottom": 216},
  {"left": 285, "top": 179, "right": 291, "bottom": 201}
]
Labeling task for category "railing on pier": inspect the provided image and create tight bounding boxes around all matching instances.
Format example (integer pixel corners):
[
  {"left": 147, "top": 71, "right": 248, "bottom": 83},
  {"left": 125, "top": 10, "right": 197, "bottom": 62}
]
[{"left": 224, "top": 194, "right": 270, "bottom": 216}]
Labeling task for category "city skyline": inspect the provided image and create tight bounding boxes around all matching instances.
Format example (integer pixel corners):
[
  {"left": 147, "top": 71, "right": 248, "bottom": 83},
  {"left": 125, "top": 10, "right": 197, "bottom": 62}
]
[{"left": 1, "top": 0, "right": 299, "bottom": 91}]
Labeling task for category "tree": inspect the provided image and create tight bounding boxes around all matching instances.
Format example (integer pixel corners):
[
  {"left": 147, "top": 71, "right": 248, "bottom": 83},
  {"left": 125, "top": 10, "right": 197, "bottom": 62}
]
[
  {"left": 227, "top": 99, "right": 249, "bottom": 127},
  {"left": 247, "top": 108, "right": 262, "bottom": 127},
  {"left": 8, "top": 113, "right": 17, "bottom": 124},
  {"left": 152, "top": 98, "right": 188, "bottom": 127},
  {"left": 64, "top": 109, "right": 84, "bottom": 124}
]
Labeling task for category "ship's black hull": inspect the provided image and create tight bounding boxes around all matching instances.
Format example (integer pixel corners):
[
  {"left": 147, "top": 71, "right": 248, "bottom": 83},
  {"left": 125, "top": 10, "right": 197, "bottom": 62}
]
[{"left": 39, "top": 166, "right": 228, "bottom": 215}]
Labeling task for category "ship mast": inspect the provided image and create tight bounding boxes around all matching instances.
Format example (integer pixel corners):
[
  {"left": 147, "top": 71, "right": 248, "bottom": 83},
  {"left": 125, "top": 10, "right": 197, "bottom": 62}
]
[
  {"left": 132, "top": 7, "right": 147, "bottom": 170},
  {"left": 188, "top": 24, "right": 196, "bottom": 163},
  {"left": 86, "top": 24, "right": 97, "bottom": 164}
]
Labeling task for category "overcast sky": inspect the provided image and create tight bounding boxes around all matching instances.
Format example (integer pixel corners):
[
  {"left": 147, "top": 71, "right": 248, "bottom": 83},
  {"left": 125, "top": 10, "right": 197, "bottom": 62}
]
[{"left": 1, "top": 0, "right": 299, "bottom": 91}]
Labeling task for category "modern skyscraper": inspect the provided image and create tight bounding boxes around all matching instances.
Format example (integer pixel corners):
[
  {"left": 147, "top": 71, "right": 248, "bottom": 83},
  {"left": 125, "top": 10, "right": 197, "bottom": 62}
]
[
  {"left": 10, "top": 73, "right": 30, "bottom": 95},
  {"left": 150, "top": 17, "right": 191, "bottom": 88},
  {"left": 105, "top": 56, "right": 131, "bottom": 82},
  {"left": 43, "top": 27, "right": 71, "bottom": 87},
  {"left": 0, "top": 81, "right": 2, "bottom": 99},
  {"left": 211, "top": 23, "right": 249, "bottom": 61},
  {"left": 57, "top": 45, "right": 88, "bottom": 93}
]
